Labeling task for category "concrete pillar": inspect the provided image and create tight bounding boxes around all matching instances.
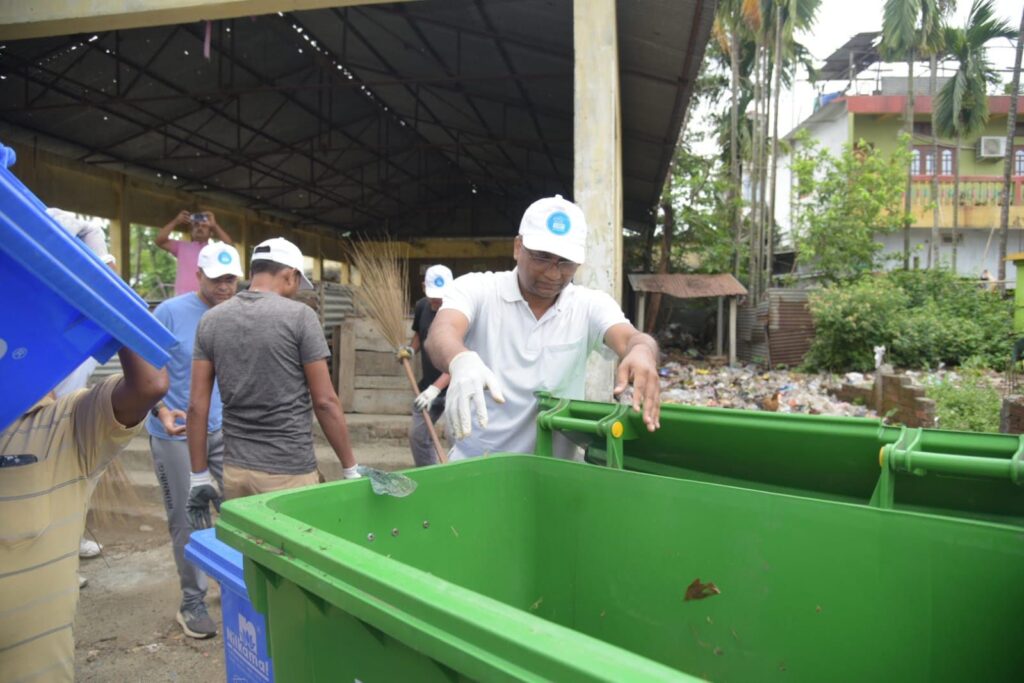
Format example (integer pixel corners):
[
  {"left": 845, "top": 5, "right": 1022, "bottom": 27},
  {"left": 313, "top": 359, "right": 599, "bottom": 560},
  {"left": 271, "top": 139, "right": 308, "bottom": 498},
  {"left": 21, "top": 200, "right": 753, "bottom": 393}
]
[
  {"left": 313, "top": 234, "right": 324, "bottom": 282},
  {"left": 108, "top": 177, "right": 131, "bottom": 283},
  {"left": 239, "top": 214, "right": 251, "bottom": 275},
  {"left": 574, "top": 0, "right": 623, "bottom": 400}
]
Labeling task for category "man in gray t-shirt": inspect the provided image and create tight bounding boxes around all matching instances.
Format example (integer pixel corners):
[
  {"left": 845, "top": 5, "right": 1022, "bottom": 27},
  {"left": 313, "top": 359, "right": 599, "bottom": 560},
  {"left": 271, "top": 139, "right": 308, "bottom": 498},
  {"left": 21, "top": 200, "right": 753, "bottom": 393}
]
[{"left": 186, "top": 238, "right": 360, "bottom": 524}]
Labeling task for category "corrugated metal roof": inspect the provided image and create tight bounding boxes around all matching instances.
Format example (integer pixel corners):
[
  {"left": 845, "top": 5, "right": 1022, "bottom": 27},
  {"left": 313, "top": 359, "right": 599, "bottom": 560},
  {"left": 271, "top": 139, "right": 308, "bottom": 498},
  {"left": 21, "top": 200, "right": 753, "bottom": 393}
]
[
  {"left": 628, "top": 273, "right": 748, "bottom": 299},
  {"left": 0, "top": 0, "right": 715, "bottom": 237}
]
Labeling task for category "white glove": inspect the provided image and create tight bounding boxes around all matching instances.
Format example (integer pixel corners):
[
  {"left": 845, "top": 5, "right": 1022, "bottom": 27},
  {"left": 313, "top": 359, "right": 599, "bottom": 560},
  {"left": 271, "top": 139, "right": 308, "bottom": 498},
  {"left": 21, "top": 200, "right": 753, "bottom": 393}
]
[
  {"left": 413, "top": 384, "right": 441, "bottom": 412},
  {"left": 446, "top": 351, "right": 505, "bottom": 440},
  {"left": 342, "top": 465, "right": 361, "bottom": 480}
]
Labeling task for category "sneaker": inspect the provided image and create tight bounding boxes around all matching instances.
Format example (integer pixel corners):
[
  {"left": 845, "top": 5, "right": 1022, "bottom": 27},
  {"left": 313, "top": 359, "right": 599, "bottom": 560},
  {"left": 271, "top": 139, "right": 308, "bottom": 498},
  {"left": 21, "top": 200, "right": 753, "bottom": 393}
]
[
  {"left": 79, "top": 538, "right": 102, "bottom": 558},
  {"left": 78, "top": 574, "right": 88, "bottom": 589},
  {"left": 176, "top": 606, "right": 217, "bottom": 639}
]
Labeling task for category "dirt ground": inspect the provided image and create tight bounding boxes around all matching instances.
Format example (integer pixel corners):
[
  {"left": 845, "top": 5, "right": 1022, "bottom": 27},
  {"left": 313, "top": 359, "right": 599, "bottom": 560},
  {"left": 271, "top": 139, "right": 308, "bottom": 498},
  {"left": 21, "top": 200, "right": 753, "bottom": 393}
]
[
  {"left": 74, "top": 523, "right": 225, "bottom": 682},
  {"left": 74, "top": 434, "right": 412, "bottom": 681}
]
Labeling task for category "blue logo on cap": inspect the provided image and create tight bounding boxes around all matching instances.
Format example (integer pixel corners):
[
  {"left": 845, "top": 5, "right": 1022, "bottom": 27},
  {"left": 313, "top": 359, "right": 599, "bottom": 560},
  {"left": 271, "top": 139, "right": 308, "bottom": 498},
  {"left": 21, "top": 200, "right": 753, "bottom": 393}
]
[
  {"left": 433, "top": 276, "right": 445, "bottom": 288},
  {"left": 547, "top": 211, "right": 571, "bottom": 236},
  {"left": 217, "top": 251, "right": 233, "bottom": 265}
]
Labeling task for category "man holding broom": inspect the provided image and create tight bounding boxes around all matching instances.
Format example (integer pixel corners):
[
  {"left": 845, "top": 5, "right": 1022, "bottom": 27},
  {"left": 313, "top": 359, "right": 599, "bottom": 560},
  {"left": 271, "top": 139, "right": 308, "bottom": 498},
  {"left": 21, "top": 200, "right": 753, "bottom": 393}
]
[
  {"left": 186, "top": 238, "right": 360, "bottom": 530},
  {"left": 402, "top": 264, "right": 453, "bottom": 467},
  {"left": 426, "top": 195, "right": 662, "bottom": 460}
]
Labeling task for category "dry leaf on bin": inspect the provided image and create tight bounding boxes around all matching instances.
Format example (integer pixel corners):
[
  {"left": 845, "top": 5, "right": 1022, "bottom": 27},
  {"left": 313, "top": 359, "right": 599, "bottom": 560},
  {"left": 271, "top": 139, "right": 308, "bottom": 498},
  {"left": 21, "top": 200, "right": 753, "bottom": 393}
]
[{"left": 684, "top": 578, "right": 721, "bottom": 601}]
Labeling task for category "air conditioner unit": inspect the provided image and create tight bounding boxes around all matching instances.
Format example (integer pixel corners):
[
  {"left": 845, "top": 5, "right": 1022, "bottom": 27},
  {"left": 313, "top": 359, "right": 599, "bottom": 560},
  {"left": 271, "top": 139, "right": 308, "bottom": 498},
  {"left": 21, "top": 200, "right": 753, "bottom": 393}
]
[{"left": 977, "top": 136, "right": 1007, "bottom": 159}]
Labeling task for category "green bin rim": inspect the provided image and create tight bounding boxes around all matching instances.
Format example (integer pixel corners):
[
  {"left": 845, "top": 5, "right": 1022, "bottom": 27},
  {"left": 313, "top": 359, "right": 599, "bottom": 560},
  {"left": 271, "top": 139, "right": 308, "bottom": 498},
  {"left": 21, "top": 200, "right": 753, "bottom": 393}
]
[{"left": 217, "top": 455, "right": 698, "bottom": 683}]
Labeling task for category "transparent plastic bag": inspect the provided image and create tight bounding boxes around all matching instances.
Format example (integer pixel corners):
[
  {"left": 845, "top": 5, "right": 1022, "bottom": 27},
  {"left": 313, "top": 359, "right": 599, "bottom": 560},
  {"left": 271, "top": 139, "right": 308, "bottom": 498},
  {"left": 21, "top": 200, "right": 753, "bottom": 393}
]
[{"left": 357, "top": 466, "right": 417, "bottom": 497}]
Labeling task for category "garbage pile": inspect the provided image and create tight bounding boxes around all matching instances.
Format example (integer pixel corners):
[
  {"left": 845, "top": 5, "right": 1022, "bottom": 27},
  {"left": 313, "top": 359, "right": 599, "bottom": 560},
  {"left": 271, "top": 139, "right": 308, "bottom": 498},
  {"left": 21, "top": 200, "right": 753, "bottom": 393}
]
[{"left": 658, "top": 362, "right": 877, "bottom": 417}]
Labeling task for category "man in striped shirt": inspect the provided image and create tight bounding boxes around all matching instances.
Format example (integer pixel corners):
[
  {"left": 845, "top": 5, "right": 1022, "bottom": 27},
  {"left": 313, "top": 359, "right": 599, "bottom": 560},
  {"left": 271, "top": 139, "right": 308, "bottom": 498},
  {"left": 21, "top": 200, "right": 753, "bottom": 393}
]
[{"left": 0, "top": 347, "right": 168, "bottom": 681}]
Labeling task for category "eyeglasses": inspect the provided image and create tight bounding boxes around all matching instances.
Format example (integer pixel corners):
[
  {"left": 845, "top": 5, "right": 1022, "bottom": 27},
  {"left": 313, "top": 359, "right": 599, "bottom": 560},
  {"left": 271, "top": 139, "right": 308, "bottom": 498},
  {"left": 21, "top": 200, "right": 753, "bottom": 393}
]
[{"left": 522, "top": 246, "right": 578, "bottom": 275}]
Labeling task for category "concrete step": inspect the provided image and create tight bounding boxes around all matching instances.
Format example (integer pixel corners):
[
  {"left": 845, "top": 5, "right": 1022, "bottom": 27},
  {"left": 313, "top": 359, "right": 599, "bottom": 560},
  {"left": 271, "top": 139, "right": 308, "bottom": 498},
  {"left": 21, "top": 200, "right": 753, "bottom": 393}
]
[
  {"left": 118, "top": 413, "right": 433, "bottom": 475},
  {"left": 104, "top": 438, "right": 413, "bottom": 527}
]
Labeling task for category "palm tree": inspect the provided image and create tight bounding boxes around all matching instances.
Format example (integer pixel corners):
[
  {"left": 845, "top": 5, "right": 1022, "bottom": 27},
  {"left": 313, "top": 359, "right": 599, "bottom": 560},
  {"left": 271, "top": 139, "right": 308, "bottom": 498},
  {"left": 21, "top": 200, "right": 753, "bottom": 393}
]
[
  {"left": 998, "top": 7, "right": 1024, "bottom": 290},
  {"left": 743, "top": 0, "right": 765, "bottom": 300},
  {"left": 925, "top": 0, "right": 956, "bottom": 269},
  {"left": 882, "top": 0, "right": 944, "bottom": 269},
  {"left": 766, "top": 0, "right": 820, "bottom": 294},
  {"left": 934, "top": 0, "right": 1014, "bottom": 272},
  {"left": 713, "top": 0, "right": 746, "bottom": 279}
]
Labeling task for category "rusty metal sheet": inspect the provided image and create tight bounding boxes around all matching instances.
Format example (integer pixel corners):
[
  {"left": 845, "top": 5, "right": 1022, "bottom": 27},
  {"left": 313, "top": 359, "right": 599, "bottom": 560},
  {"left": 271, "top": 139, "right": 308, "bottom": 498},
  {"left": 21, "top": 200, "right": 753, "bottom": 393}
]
[{"left": 628, "top": 273, "right": 748, "bottom": 299}]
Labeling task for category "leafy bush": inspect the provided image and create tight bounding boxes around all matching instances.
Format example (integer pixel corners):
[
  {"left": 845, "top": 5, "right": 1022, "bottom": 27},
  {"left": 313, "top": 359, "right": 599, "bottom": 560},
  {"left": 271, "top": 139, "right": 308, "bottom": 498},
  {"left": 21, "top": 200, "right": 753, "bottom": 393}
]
[
  {"left": 804, "top": 270, "right": 1013, "bottom": 371},
  {"left": 927, "top": 369, "right": 1001, "bottom": 433}
]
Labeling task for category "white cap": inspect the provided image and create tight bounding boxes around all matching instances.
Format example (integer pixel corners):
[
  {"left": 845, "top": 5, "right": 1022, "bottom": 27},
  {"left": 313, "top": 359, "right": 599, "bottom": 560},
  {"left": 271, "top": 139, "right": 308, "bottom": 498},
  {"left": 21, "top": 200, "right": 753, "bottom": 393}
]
[
  {"left": 518, "top": 194, "right": 587, "bottom": 265},
  {"left": 251, "top": 237, "right": 314, "bottom": 290},
  {"left": 424, "top": 264, "right": 453, "bottom": 298},
  {"left": 197, "top": 242, "right": 243, "bottom": 279}
]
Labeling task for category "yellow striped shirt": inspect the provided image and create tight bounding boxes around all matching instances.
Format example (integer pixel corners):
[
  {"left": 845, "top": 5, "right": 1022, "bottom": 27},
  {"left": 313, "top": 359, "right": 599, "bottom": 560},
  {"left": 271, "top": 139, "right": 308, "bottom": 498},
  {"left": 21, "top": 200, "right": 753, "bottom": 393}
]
[{"left": 1, "top": 377, "right": 140, "bottom": 682}]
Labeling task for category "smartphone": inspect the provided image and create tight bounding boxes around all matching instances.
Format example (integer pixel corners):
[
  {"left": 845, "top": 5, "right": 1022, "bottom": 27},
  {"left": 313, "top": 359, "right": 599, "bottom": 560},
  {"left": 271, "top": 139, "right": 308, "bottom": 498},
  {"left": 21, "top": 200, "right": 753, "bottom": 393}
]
[{"left": 191, "top": 212, "right": 208, "bottom": 223}]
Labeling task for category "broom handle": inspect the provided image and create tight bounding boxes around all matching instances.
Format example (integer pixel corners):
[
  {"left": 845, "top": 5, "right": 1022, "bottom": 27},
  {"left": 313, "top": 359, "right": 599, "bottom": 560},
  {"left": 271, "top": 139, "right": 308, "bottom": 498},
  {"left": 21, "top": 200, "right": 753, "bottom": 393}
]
[{"left": 400, "top": 357, "right": 448, "bottom": 464}]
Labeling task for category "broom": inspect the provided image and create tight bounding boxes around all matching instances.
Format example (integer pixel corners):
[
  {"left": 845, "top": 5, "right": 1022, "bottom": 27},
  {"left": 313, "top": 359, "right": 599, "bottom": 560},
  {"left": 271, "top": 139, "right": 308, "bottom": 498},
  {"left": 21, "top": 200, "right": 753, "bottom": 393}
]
[
  {"left": 351, "top": 239, "right": 447, "bottom": 464},
  {"left": 88, "top": 458, "right": 144, "bottom": 529}
]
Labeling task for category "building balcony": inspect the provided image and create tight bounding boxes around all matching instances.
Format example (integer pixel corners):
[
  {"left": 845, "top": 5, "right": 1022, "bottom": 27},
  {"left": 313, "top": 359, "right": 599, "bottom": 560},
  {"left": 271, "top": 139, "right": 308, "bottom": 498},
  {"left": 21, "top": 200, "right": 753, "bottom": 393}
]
[{"left": 909, "top": 176, "right": 1024, "bottom": 229}]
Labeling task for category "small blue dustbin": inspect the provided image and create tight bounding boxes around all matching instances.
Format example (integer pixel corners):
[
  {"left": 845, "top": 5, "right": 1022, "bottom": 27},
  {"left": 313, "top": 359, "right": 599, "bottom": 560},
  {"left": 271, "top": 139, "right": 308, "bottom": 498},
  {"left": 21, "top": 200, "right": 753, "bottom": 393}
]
[
  {"left": 0, "top": 142, "right": 175, "bottom": 430},
  {"left": 185, "top": 528, "right": 274, "bottom": 683}
]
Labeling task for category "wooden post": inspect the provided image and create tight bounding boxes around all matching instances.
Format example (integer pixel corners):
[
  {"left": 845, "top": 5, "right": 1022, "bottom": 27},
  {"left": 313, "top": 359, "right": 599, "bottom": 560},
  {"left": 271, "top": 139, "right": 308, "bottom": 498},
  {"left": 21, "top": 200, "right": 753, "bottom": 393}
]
[
  {"left": 716, "top": 297, "right": 724, "bottom": 356},
  {"left": 636, "top": 292, "right": 646, "bottom": 333},
  {"left": 574, "top": 0, "right": 622, "bottom": 399},
  {"left": 728, "top": 296, "right": 738, "bottom": 367},
  {"left": 336, "top": 320, "right": 356, "bottom": 412}
]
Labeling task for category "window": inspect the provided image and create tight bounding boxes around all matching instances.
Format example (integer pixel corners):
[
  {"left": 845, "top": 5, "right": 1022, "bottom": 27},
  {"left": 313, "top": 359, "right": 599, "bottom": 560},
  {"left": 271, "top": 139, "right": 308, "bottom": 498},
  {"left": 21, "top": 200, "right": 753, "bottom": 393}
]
[
  {"left": 912, "top": 146, "right": 955, "bottom": 176},
  {"left": 1015, "top": 149, "right": 1024, "bottom": 177},
  {"left": 913, "top": 121, "right": 933, "bottom": 136}
]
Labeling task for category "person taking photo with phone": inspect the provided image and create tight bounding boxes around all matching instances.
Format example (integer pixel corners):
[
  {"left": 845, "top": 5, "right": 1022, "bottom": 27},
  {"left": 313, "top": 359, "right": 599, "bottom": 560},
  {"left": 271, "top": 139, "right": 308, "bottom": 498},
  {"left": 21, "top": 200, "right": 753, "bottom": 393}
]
[{"left": 156, "top": 209, "right": 235, "bottom": 295}]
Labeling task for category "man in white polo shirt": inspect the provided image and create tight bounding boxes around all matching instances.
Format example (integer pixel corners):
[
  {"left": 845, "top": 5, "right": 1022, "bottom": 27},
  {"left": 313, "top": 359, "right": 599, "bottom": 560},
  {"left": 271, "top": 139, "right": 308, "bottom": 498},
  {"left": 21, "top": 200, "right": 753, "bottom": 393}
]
[{"left": 425, "top": 195, "right": 661, "bottom": 460}]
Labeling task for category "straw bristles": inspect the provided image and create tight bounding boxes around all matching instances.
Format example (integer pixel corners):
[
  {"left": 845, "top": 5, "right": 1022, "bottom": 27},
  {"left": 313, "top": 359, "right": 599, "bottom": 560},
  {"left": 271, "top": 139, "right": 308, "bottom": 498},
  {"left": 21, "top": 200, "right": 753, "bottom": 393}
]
[
  {"left": 351, "top": 238, "right": 409, "bottom": 349},
  {"left": 89, "top": 458, "right": 143, "bottom": 527}
]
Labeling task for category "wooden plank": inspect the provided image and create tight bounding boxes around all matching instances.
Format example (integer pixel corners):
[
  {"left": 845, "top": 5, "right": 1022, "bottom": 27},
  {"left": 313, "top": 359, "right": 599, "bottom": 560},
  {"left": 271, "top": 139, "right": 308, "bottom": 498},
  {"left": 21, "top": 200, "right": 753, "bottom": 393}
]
[
  {"left": 352, "top": 388, "right": 413, "bottom": 415},
  {"left": 354, "top": 376, "right": 410, "bottom": 391},
  {"left": 353, "top": 316, "right": 414, "bottom": 352},
  {"left": 336, "top": 321, "right": 355, "bottom": 412},
  {"left": 355, "top": 351, "right": 406, "bottom": 377}
]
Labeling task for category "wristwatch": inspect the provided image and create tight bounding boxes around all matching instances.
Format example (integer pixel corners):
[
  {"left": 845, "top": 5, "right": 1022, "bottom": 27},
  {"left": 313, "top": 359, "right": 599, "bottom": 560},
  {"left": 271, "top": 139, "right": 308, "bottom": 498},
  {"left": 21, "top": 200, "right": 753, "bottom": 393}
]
[{"left": 150, "top": 403, "right": 165, "bottom": 419}]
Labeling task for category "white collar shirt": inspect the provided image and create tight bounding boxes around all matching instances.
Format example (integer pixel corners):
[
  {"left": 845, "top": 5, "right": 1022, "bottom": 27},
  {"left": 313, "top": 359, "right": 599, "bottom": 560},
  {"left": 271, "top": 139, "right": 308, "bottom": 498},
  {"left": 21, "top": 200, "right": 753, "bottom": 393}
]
[{"left": 440, "top": 269, "right": 628, "bottom": 460}]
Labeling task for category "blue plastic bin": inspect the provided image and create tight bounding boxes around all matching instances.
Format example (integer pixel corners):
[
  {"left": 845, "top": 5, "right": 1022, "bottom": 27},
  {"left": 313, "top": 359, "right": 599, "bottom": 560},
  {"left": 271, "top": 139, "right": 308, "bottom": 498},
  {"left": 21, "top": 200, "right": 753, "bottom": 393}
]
[
  {"left": 0, "top": 142, "right": 175, "bottom": 430},
  {"left": 185, "top": 528, "right": 274, "bottom": 683}
]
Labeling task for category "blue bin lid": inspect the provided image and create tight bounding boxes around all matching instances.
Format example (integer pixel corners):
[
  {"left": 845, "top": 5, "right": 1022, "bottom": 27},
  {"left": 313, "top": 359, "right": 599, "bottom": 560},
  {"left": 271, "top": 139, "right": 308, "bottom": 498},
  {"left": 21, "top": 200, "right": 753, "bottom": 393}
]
[
  {"left": 0, "top": 142, "right": 176, "bottom": 428},
  {"left": 184, "top": 528, "right": 248, "bottom": 597}
]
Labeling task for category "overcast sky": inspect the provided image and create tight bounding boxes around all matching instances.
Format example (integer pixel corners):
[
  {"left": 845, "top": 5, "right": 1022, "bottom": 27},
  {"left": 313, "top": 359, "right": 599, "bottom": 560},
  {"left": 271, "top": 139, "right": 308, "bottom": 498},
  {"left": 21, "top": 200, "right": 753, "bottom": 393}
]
[{"left": 692, "top": 0, "right": 1022, "bottom": 152}]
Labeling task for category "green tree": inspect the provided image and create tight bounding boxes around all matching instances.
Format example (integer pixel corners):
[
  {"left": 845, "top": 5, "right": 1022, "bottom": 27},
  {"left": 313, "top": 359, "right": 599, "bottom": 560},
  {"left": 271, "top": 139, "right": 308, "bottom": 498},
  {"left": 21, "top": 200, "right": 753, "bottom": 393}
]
[
  {"left": 933, "top": 0, "right": 1015, "bottom": 270},
  {"left": 881, "top": 0, "right": 945, "bottom": 269},
  {"left": 998, "top": 6, "right": 1024, "bottom": 289},
  {"left": 130, "top": 225, "right": 178, "bottom": 300},
  {"left": 766, "top": 0, "right": 820, "bottom": 296},
  {"left": 791, "top": 132, "right": 911, "bottom": 283}
]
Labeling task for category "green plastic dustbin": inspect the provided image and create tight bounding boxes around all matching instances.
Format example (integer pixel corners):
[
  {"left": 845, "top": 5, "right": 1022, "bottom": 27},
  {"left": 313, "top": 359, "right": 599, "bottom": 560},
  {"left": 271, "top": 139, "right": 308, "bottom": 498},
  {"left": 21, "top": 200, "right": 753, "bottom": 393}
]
[
  {"left": 535, "top": 394, "right": 1024, "bottom": 526},
  {"left": 217, "top": 455, "right": 1024, "bottom": 682}
]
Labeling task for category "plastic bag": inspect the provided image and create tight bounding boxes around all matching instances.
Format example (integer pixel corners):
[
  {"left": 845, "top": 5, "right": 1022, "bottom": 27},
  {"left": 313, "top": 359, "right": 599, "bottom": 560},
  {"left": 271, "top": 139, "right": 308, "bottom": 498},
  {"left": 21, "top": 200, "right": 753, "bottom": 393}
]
[{"left": 357, "top": 466, "right": 417, "bottom": 497}]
